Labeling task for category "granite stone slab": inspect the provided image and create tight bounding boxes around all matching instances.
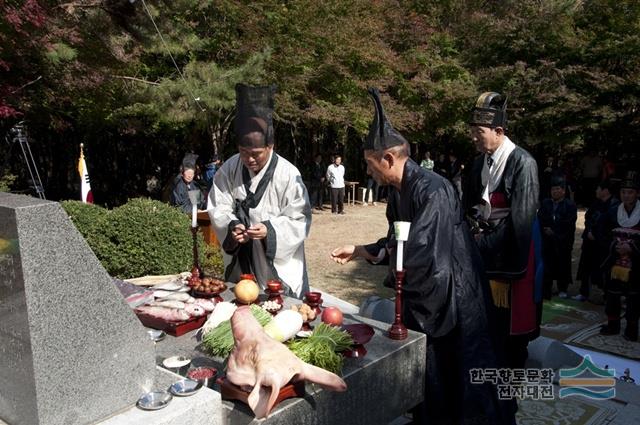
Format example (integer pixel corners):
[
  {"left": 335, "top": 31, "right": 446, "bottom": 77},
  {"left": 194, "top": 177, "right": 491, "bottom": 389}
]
[
  {"left": 0, "top": 193, "right": 157, "bottom": 425},
  {"left": 99, "top": 367, "right": 222, "bottom": 425}
]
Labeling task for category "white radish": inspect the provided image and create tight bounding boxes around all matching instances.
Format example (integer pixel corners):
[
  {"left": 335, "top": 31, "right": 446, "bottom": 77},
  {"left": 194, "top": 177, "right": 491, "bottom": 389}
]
[
  {"left": 200, "top": 302, "right": 237, "bottom": 335},
  {"left": 263, "top": 310, "right": 303, "bottom": 342}
]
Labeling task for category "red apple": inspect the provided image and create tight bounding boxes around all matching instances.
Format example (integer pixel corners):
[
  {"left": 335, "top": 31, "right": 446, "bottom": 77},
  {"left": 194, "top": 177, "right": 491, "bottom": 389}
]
[{"left": 321, "top": 306, "right": 344, "bottom": 326}]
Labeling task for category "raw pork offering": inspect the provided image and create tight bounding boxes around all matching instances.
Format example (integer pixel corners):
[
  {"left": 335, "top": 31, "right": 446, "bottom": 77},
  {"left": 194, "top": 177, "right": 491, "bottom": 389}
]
[{"left": 226, "top": 306, "right": 347, "bottom": 418}]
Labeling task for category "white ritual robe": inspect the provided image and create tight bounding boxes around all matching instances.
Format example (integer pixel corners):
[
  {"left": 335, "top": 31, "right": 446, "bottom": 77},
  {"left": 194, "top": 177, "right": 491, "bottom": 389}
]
[{"left": 208, "top": 151, "right": 311, "bottom": 297}]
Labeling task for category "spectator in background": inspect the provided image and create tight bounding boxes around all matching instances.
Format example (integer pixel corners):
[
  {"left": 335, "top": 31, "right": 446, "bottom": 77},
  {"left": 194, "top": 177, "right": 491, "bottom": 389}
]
[
  {"left": 420, "top": 151, "right": 434, "bottom": 171},
  {"left": 309, "top": 154, "right": 326, "bottom": 210},
  {"left": 434, "top": 153, "right": 449, "bottom": 178},
  {"left": 326, "top": 155, "right": 346, "bottom": 214},
  {"left": 538, "top": 175, "right": 578, "bottom": 299},
  {"left": 580, "top": 150, "right": 603, "bottom": 205},
  {"left": 171, "top": 164, "right": 205, "bottom": 213},
  {"left": 363, "top": 175, "right": 378, "bottom": 206},
  {"left": 203, "top": 155, "right": 222, "bottom": 192},
  {"left": 575, "top": 179, "right": 620, "bottom": 301},
  {"left": 540, "top": 155, "right": 558, "bottom": 202},
  {"left": 449, "top": 151, "right": 463, "bottom": 199}
]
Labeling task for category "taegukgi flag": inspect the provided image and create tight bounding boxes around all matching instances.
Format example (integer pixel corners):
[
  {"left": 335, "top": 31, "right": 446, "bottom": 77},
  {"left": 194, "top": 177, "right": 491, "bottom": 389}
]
[{"left": 78, "top": 143, "right": 93, "bottom": 204}]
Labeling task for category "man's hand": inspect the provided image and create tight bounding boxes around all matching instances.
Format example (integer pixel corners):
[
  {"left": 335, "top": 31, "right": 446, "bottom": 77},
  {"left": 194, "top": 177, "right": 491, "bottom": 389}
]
[
  {"left": 231, "top": 224, "right": 250, "bottom": 244},
  {"left": 330, "top": 245, "right": 357, "bottom": 264},
  {"left": 543, "top": 227, "right": 554, "bottom": 236},
  {"left": 246, "top": 223, "right": 268, "bottom": 240},
  {"left": 587, "top": 231, "right": 595, "bottom": 241}
]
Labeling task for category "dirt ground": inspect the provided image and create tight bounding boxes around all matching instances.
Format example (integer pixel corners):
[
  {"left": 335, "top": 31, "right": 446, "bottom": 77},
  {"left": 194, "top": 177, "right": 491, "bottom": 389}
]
[{"left": 306, "top": 200, "right": 587, "bottom": 307}]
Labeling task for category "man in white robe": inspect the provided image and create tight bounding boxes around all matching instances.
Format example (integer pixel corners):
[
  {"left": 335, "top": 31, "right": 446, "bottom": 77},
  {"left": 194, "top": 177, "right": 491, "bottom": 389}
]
[{"left": 208, "top": 84, "right": 311, "bottom": 297}]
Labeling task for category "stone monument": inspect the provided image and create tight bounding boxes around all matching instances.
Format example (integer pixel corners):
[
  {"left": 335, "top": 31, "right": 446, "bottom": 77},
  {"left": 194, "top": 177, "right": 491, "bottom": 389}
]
[{"left": 0, "top": 193, "right": 157, "bottom": 425}]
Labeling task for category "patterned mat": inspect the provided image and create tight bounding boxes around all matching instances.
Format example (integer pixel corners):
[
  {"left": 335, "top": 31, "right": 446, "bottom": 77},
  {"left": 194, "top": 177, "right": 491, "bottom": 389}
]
[
  {"left": 517, "top": 396, "right": 617, "bottom": 425},
  {"left": 564, "top": 318, "right": 640, "bottom": 361},
  {"left": 540, "top": 299, "right": 640, "bottom": 360},
  {"left": 540, "top": 299, "right": 607, "bottom": 342}
]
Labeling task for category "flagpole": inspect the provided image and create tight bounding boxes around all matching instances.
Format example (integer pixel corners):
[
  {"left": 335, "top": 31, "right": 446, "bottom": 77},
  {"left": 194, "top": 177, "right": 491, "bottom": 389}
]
[{"left": 78, "top": 143, "right": 94, "bottom": 204}]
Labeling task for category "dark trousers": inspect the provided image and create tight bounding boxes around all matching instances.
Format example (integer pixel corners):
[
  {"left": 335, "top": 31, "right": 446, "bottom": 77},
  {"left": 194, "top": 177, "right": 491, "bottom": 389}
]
[
  {"left": 605, "top": 280, "right": 639, "bottom": 338},
  {"left": 330, "top": 187, "right": 344, "bottom": 213},
  {"left": 364, "top": 178, "right": 378, "bottom": 203},
  {"left": 309, "top": 185, "right": 323, "bottom": 208},
  {"left": 576, "top": 240, "right": 603, "bottom": 297},
  {"left": 542, "top": 247, "right": 573, "bottom": 299}
]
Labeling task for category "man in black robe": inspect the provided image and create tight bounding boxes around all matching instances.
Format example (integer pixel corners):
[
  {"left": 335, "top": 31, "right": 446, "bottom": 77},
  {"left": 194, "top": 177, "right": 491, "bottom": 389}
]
[
  {"left": 463, "top": 92, "right": 540, "bottom": 372},
  {"left": 538, "top": 174, "right": 577, "bottom": 300},
  {"left": 575, "top": 179, "right": 619, "bottom": 301},
  {"left": 330, "top": 88, "right": 513, "bottom": 425},
  {"left": 600, "top": 171, "right": 640, "bottom": 341}
]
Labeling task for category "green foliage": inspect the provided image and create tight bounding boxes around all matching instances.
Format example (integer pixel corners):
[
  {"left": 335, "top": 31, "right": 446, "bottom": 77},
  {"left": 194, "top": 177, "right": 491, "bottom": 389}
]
[
  {"left": 61, "top": 198, "right": 224, "bottom": 279},
  {"left": 45, "top": 42, "right": 78, "bottom": 64},
  {"left": 0, "top": 173, "right": 16, "bottom": 192},
  {"left": 5, "top": 0, "right": 640, "bottom": 202}
]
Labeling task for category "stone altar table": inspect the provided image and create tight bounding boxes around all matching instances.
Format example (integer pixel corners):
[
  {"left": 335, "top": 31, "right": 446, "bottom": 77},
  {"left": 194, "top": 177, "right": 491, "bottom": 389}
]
[{"left": 154, "top": 289, "right": 427, "bottom": 425}]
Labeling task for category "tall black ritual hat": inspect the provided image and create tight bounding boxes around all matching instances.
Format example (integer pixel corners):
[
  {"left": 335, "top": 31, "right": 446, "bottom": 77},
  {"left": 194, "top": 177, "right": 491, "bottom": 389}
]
[
  {"left": 469, "top": 91, "right": 507, "bottom": 128},
  {"left": 235, "top": 84, "right": 277, "bottom": 147},
  {"left": 364, "top": 87, "right": 408, "bottom": 151}
]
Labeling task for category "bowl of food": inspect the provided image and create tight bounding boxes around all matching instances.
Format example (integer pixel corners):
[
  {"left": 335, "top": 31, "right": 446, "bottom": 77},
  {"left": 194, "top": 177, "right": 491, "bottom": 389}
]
[
  {"left": 261, "top": 300, "right": 283, "bottom": 315},
  {"left": 162, "top": 355, "right": 191, "bottom": 375},
  {"left": 291, "top": 303, "right": 316, "bottom": 330},
  {"left": 187, "top": 367, "right": 218, "bottom": 389},
  {"left": 191, "top": 277, "right": 227, "bottom": 298}
]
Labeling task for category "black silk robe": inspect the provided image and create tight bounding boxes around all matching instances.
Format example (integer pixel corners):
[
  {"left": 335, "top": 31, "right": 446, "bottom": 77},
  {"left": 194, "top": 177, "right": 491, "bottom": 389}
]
[{"left": 364, "top": 160, "right": 512, "bottom": 425}]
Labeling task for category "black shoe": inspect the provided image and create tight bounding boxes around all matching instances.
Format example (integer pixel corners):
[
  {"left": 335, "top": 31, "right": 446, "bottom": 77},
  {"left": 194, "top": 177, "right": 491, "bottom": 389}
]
[
  {"left": 600, "top": 322, "right": 621, "bottom": 336},
  {"left": 339, "top": 211, "right": 346, "bottom": 215}
]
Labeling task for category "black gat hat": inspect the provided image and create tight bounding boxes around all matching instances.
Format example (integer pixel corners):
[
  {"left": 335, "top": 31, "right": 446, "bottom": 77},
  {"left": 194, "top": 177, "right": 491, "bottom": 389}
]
[
  {"left": 364, "top": 87, "right": 408, "bottom": 151},
  {"left": 469, "top": 91, "right": 507, "bottom": 128}
]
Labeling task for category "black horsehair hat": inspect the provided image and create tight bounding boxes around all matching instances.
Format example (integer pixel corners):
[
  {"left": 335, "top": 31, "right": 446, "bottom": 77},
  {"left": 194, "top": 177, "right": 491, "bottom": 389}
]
[
  {"left": 363, "top": 88, "right": 408, "bottom": 151},
  {"left": 234, "top": 84, "right": 277, "bottom": 147},
  {"left": 469, "top": 91, "right": 507, "bottom": 128},
  {"left": 550, "top": 174, "right": 567, "bottom": 189},
  {"left": 620, "top": 171, "right": 639, "bottom": 190}
]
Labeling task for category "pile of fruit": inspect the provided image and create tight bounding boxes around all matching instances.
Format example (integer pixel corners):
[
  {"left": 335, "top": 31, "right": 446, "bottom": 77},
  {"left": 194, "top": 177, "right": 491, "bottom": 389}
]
[{"left": 191, "top": 277, "right": 227, "bottom": 294}]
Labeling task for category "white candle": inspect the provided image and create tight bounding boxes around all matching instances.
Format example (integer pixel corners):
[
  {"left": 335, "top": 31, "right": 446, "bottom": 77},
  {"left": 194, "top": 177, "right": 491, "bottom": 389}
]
[
  {"left": 396, "top": 240, "right": 404, "bottom": 272},
  {"left": 192, "top": 204, "right": 198, "bottom": 228}
]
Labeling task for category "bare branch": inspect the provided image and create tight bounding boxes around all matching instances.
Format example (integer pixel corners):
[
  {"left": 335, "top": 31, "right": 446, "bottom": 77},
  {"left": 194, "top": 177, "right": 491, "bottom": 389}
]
[
  {"left": 111, "top": 75, "right": 160, "bottom": 86},
  {"left": 10, "top": 76, "right": 42, "bottom": 94},
  {"left": 57, "top": 1, "right": 103, "bottom": 10}
]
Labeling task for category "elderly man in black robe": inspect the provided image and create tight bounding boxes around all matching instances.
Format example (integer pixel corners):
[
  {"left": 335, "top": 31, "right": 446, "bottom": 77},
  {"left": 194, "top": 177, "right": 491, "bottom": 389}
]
[
  {"left": 463, "top": 92, "right": 541, "bottom": 373},
  {"left": 330, "top": 88, "right": 513, "bottom": 425}
]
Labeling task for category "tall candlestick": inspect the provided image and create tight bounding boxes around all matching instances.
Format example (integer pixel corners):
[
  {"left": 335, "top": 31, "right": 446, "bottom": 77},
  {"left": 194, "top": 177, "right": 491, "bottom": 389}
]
[{"left": 188, "top": 189, "right": 200, "bottom": 228}]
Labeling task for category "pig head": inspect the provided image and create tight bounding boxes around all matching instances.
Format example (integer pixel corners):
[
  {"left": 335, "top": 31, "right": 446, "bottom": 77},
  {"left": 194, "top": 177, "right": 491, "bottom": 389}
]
[{"left": 226, "top": 306, "right": 347, "bottom": 418}]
